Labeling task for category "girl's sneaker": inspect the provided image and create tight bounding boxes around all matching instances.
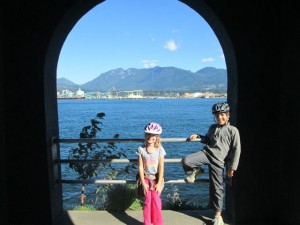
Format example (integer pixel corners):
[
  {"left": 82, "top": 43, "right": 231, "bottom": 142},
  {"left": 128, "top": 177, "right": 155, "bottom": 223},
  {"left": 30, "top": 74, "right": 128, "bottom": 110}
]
[
  {"left": 213, "top": 216, "right": 224, "bottom": 225},
  {"left": 185, "top": 167, "right": 204, "bottom": 183}
]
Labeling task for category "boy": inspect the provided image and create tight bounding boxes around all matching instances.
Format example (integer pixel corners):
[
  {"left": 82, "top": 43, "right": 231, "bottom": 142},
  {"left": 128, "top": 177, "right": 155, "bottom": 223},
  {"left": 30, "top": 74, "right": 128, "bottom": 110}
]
[{"left": 181, "top": 102, "right": 241, "bottom": 225}]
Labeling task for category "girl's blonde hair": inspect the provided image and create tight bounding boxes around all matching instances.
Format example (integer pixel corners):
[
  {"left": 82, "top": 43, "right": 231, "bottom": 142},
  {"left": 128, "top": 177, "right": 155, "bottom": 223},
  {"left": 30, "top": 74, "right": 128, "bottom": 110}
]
[{"left": 144, "top": 133, "right": 161, "bottom": 148}]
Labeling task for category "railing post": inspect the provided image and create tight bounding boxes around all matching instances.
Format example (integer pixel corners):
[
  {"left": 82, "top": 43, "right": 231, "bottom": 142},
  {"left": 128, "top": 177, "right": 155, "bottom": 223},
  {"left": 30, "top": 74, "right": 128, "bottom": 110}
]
[{"left": 51, "top": 136, "right": 60, "bottom": 186}]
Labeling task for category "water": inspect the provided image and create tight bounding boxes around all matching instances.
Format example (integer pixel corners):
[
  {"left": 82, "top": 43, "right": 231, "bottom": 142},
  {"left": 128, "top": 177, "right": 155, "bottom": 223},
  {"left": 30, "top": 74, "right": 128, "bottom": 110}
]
[{"left": 58, "top": 97, "right": 226, "bottom": 209}]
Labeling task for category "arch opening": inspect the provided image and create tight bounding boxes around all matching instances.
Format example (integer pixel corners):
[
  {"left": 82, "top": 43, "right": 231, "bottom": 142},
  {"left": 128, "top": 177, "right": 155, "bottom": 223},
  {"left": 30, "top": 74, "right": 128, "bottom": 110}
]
[{"left": 44, "top": 0, "right": 237, "bottom": 219}]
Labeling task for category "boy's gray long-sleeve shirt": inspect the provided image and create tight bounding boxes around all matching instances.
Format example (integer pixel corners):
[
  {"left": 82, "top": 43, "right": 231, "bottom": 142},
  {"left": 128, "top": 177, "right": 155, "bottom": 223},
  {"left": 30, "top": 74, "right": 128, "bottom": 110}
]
[{"left": 202, "top": 122, "right": 241, "bottom": 170}]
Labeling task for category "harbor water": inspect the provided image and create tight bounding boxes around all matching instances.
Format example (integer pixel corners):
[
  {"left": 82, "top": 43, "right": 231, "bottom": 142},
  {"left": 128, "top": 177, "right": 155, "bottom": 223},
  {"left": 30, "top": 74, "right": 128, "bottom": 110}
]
[{"left": 58, "top": 97, "right": 226, "bottom": 209}]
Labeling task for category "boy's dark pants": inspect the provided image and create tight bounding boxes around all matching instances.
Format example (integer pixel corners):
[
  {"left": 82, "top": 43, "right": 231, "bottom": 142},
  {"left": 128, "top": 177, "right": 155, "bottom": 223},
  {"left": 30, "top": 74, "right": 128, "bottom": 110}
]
[{"left": 182, "top": 150, "right": 224, "bottom": 212}]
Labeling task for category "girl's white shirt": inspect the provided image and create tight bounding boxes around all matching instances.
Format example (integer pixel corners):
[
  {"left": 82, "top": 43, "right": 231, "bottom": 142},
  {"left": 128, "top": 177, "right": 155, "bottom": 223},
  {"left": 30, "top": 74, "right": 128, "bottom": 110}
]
[{"left": 137, "top": 146, "right": 166, "bottom": 178}]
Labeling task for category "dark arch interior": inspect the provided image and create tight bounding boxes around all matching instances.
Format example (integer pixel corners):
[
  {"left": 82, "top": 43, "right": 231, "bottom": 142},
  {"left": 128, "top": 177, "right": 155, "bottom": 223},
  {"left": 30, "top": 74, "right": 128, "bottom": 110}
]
[{"left": 1, "top": 1, "right": 300, "bottom": 225}]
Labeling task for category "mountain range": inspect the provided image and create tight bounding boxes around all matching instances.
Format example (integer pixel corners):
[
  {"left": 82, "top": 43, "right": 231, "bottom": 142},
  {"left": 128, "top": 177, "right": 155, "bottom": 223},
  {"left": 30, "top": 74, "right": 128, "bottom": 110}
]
[{"left": 57, "top": 66, "right": 227, "bottom": 93}]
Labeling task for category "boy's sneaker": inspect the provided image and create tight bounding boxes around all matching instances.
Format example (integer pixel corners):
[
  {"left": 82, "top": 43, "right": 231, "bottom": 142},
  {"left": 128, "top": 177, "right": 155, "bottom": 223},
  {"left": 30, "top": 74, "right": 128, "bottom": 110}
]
[
  {"left": 213, "top": 216, "right": 224, "bottom": 225},
  {"left": 185, "top": 167, "right": 204, "bottom": 183}
]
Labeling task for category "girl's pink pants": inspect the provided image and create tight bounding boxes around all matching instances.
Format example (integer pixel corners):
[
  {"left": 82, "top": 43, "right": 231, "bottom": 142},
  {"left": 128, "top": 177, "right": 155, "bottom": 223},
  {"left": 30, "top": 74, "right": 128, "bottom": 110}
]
[{"left": 143, "top": 178, "right": 164, "bottom": 225}]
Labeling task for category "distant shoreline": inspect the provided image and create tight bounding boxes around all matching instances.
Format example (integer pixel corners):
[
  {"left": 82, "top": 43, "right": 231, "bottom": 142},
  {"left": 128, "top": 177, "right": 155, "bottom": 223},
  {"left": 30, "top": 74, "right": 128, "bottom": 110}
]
[{"left": 57, "top": 95, "right": 227, "bottom": 100}]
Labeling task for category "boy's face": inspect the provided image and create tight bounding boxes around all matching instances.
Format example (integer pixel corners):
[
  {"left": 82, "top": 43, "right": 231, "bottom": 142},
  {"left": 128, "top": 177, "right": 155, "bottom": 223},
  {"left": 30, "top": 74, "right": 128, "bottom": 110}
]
[{"left": 214, "top": 112, "right": 229, "bottom": 126}]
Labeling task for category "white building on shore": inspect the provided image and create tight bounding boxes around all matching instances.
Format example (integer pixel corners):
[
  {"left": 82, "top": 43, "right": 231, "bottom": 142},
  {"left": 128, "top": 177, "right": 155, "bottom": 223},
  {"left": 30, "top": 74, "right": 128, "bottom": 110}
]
[
  {"left": 57, "top": 88, "right": 85, "bottom": 99},
  {"left": 75, "top": 88, "right": 85, "bottom": 98}
]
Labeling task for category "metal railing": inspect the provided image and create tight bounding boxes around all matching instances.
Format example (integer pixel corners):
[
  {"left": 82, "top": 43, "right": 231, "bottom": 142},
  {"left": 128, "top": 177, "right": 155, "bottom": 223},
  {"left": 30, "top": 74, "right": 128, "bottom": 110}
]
[{"left": 54, "top": 137, "right": 210, "bottom": 185}]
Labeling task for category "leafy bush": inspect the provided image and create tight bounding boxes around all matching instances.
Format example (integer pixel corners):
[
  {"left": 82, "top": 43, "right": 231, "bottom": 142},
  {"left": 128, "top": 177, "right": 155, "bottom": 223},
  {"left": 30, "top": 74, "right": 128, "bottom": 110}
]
[
  {"left": 68, "top": 112, "right": 125, "bottom": 180},
  {"left": 163, "top": 185, "right": 208, "bottom": 210},
  {"left": 104, "top": 184, "right": 142, "bottom": 211},
  {"left": 73, "top": 204, "right": 97, "bottom": 211},
  {"left": 68, "top": 112, "right": 137, "bottom": 207}
]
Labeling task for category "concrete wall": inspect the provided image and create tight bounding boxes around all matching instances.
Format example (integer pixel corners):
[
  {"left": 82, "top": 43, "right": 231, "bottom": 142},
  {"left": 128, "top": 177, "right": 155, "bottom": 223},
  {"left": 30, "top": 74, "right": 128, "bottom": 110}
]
[{"left": 1, "top": 0, "right": 300, "bottom": 224}]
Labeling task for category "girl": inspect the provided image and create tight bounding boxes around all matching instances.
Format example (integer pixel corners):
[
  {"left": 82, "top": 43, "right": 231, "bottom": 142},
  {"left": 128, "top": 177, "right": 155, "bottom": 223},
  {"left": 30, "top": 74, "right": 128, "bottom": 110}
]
[{"left": 137, "top": 122, "right": 166, "bottom": 225}]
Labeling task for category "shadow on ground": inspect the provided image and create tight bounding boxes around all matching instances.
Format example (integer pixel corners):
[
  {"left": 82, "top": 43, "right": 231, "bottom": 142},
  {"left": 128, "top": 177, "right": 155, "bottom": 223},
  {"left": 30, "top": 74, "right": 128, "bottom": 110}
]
[{"left": 107, "top": 211, "right": 143, "bottom": 225}]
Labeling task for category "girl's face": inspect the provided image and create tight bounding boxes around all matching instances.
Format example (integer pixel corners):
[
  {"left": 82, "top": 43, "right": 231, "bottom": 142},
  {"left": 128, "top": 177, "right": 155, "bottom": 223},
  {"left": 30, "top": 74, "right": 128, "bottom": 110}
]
[
  {"left": 145, "top": 134, "right": 158, "bottom": 145},
  {"left": 214, "top": 112, "right": 229, "bottom": 126}
]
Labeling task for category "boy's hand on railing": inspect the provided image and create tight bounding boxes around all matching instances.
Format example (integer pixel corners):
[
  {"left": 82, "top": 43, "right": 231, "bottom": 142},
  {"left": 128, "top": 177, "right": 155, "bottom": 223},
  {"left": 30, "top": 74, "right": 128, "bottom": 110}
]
[
  {"left": 227, "top": 168, "right": 234, "bottom": 178},
  {"left": 188, "top": 134, "right": 198, "bottom": 141}
]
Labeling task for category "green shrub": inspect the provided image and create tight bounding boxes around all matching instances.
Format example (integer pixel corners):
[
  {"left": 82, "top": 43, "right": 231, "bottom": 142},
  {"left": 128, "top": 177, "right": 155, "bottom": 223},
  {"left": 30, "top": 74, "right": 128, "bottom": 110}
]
[
  {"left": 73, "top": 204, "right": 97, "bottom": 211},
  {"left": 163, "top": 185, "right": 209, "bottom": 210},
  {"left": 68, "top": 112, "right": 137, "bottom": 207},
  {"left": 104, "top": 184, "right": 142, "bottom": 211}
]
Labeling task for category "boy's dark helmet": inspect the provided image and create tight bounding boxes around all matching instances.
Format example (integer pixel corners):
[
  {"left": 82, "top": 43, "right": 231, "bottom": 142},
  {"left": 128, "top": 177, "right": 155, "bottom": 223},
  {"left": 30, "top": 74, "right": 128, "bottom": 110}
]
[{"left": 212, "top": 102, "right": 230, "bottom": 114}]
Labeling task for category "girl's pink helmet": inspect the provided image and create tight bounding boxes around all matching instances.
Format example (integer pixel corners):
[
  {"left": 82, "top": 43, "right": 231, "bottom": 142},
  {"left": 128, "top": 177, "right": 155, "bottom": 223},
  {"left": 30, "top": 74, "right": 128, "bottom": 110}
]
[{"left": 144, "top": 122, "right": 162, "bottom": 134}]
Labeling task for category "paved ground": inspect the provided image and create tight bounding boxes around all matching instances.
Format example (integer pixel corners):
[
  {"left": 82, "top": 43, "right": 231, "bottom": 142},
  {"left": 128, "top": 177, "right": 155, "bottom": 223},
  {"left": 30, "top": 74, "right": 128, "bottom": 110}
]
[{"left": 56, "top": 209, "right": 232, "bottom": 225}]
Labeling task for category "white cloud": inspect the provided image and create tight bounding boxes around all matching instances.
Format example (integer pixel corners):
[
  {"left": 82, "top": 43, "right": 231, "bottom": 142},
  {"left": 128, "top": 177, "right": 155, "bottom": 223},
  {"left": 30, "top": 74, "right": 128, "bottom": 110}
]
[
  {"left": 201, "top": 57, "right": 215, "bottom": 63},
  {"left": 141, "top": 59, "right": 158, "bottom": 68},
  {"left": 219, "top": 54, "right": 225, "bottom": 59},
  {"left": 164, "top": 39, "right": 178, "bottom": 51}
]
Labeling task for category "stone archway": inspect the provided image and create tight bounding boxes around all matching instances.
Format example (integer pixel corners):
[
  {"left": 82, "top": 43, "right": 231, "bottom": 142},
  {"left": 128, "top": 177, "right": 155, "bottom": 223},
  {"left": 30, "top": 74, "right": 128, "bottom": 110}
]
[{"left": 44, "top": 0, "right": 237, "bottom": 221}]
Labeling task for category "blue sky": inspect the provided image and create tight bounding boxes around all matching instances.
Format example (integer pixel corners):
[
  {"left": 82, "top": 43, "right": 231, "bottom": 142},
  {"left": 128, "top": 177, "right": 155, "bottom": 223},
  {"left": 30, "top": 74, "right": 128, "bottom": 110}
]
[{"left": 57, "top": 0, "right": 226, "bottom": 85}]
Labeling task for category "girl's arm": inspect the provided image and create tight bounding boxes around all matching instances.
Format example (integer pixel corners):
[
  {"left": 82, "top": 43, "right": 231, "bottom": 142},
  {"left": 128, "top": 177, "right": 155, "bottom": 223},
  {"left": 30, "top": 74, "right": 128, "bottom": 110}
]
[
  {"left": 155, "top": 156, "right": 165, "bottom": 195},
  {"left": 138, "top": 154, "right": 148, "bottom": 195}
]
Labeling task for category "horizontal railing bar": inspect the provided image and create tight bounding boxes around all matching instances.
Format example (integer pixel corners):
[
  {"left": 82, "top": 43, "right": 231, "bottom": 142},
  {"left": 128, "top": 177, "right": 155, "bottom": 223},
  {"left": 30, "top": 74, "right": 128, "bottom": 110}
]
[
  {"left": 59, "top": 179, "right": 210, "bottom": 184},
  {"left": 56, "top": 137, "right": 200, "bottom": 143},
  {"left": 57, "top": 158, "right": 182, "bottom": 164},
  {"left": 54, "top": 137, "right": 218, "bottom": 188}
]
